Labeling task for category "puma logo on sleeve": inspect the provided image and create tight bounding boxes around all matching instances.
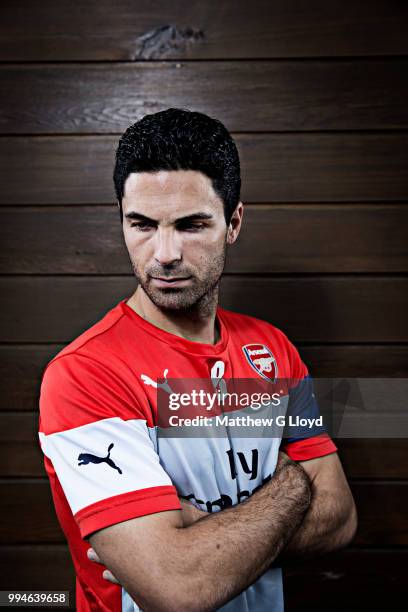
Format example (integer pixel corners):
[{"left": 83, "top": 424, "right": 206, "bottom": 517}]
[{"left": 77, "top": 442, "right": 123, "bottom": 474}]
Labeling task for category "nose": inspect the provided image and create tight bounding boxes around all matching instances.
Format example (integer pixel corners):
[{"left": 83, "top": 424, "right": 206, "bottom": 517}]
[{"left": 153, "top": 227, "right": 182, "bottom": 266}]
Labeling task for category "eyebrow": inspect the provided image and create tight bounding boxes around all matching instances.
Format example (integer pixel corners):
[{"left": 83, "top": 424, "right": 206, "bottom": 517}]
[
  {"left": 124, "top": 211, "right": 156, "bottom": 222},
  {"left": 124, "top": 211, "right": 214, "bottom": 223}
]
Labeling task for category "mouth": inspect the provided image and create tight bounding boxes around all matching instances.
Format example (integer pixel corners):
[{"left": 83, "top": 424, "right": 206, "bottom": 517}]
[{"left": 150, "top": 276, "right": 192, "bottom": 288}]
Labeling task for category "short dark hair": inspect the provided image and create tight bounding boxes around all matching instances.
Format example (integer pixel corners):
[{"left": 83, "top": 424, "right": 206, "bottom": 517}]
[{"left": 113, "top": 108, "right": 241, "bottom": 224}]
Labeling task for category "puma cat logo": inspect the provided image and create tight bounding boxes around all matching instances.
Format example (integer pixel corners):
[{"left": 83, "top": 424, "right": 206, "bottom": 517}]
[
  {"left": 141, "top": 368, "right": 174, "bottom": 394},
  {"left": 77, "top": 442, "right": 122, "bottom": 474}
]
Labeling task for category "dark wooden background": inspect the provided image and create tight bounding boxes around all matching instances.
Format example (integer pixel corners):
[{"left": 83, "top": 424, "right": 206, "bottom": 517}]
[{"left": 1, "top": 1, "right": 407, "bottom": 610}]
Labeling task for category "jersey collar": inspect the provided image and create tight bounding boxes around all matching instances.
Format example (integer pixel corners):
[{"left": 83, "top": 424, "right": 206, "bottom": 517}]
[{"left": 119, "top": 299, "right": 229, "bottom": 356}]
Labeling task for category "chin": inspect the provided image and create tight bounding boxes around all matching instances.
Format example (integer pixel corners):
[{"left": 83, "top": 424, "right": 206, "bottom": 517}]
[{"left": 146, "top": 286, "right": 199, "bottom": 311}]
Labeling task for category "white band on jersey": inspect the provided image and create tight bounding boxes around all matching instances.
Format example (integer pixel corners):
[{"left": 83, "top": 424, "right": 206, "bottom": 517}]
[{"left": 39, "top": 417, "right": 173, "bottom": 515}]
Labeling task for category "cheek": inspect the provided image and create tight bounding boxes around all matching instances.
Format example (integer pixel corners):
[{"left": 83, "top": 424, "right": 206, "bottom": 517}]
[
  {"left": 185, "top": 237, "right": 220, "bottom": 259},
  {"left": 124, "top": 232, "right": 150, "bottom": 257},
  {"left": 207, "top": 227, "right": 227, "bottom": 245},
  {"left": 187, "top": 236, "right": 226, "bottom": 268},
  {"left": 186, "top": 228, "right": 226, "bottom": 249}
]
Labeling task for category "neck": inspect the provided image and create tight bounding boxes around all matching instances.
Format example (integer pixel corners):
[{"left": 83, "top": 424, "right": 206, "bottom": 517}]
[{"left": 126, "top": 286, "right": 220, "bottom": 345}]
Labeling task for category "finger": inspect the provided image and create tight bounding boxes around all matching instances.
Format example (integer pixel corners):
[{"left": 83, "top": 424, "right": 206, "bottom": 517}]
[
  {"left": 87, "top": 547, "right": 102, "bottom": 564},
  {"left": 103, "top": 569, "right": 120, "bottom": 585}
]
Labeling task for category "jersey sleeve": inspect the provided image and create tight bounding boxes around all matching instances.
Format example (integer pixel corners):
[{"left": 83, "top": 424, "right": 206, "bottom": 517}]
[
  {"left": 38, "top": 352, "right": 181, "bottom": 540},
  {"left": 279, "top": 336, "right": 337, "bottom": 461}
]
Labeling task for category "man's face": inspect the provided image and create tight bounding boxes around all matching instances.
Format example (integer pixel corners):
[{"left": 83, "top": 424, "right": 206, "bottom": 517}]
[{"left": 122, "top": 170, "right": 233, "bottom": 312}]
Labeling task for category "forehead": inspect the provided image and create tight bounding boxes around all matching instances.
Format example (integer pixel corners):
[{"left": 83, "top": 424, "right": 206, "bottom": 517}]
[{"left": 122, "top": 170, "right": 224, "bottom": 218}]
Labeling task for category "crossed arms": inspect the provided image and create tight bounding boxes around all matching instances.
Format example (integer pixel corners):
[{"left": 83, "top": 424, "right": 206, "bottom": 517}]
[{"left": 89, "top": 450, "right": 357, "bottom": 611}]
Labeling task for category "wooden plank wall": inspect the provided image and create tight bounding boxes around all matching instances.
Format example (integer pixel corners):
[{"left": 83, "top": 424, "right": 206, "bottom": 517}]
[{"left": 1, "top": 1, "right": 407, "bottom": 609}]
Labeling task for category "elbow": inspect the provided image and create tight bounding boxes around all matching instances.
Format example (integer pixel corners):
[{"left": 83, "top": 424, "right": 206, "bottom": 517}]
[
  {"left": 126, "top": 575, "right": 211, "bottom": 612},
  {"left": 344, "top": 498, "right": 358, "bottom": 545},
  {"left": 117, "top": 535, "right": 213, "bottom": 612},
  {"left": 130, "top": 592, "right": 207, "bottom": 612},
  {"left": 335, "top": 497, "right": 358, "bottom": 551}
]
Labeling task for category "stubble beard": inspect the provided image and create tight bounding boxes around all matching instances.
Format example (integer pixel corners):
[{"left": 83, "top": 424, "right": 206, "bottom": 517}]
[{"left": 130, "top": 243, "right": 227, "bottom": 318}]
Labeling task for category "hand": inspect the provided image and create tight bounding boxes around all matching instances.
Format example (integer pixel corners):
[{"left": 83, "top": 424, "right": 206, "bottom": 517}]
[
  {"left": 87, "top": 547, "right": 120, "bottom": 585},
  {"left": 275, "top": 450, "right": 294, "bottom": 473},
  {"left": 275, "top": 450, "right": 312, "bottom": 510},
  {"left": 179, "top": 497, "right": 208, "bottom": 527}
]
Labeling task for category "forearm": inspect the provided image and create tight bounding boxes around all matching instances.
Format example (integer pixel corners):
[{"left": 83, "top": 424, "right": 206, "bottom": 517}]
[
  {"left": 126, "top": 459, "right": 311, "bottom": 611},
  {"left": 279, "top": 481, "right": 358, "bottom": 562}
]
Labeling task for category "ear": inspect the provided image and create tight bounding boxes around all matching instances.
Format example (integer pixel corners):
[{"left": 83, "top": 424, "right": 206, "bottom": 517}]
[{"left": 227, "top": 202, "right": 244, "bottom": 245}]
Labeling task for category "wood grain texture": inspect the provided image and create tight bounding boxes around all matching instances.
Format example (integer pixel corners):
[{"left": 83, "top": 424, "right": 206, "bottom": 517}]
[
  {"left": 1, "top": 1, "right": 408, "bottom": 60},
  {"left": 1, "top": 60, "right": 407, "bottom": 133},
  {"left": 336, "top": 439, "right": 408, "bottom": 480},
  {"left": 298, "top": 345, "right": 408, "bottom": 378},
  {"left": 283, "top": 549, "right": 408, "bottom": 612},
  {"left": 0, "top": 545, "right": 75, "bottom": 599},
  {"left": 350, "top": 482, "right": 408, "bottom": 547},
  {"left": 2, "top": 134, "right": 408, "bottom": 204},
  {"left": 2, "top": 205, "right": 407, "bottom": 274},
  {"left": 1, "top": 344, "right": 406, "bottom": 414},
  {"left": 0, "top": 346, "right": 64, "bottom": 411},
  {"left": 1, "top": 137, "right": 117, "bottom": 204},
  {"left": 0, "top": 480, "right": 406, "bottom": 545},
  {"left": 0, "top": 482, "right": 65, "bottom": 543},
  {"left": 0, "top": 413, "right": 43, "bottom": 477},
  {"left": 1, "top": 412, "right": 407, "bottom": 480},
  {"left": 1, "top": 276, "right": 406, "bottom": 343}
]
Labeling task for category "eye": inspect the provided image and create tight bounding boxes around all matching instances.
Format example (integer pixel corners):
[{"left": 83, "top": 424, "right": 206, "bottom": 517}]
[
  {"left": 178, "top": 222, "right": 206, "bottom": 232},
  {"left": 130, "top": 222, "right": 155, "bottom": 231}
]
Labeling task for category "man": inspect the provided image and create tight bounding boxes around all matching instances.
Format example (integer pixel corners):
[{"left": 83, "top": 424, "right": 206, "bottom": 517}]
[{"left": 38, "top": 108, "right": 357, "bottom": 611}]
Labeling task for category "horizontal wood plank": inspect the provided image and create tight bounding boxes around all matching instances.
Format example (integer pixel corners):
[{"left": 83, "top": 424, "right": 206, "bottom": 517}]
[
  {"left": 2, "top": 1, "right": 408, "bottom": 60},
  {"left": 2, "top": 134, "right": 407, "bottom": 204},
  {"left": 1, "top": 137, "right": 116, "bottom": 205},
  {"left": 1, "top": 412, "right": 407, "bottom": 480},
  {"left": 1, "top": 546, "right": 407, "bottom": 610},
  {"left": 2, "top": 205, "right": 407, "bottom": 274},
  {"left": 1, "top": 345, "right": 406, "bottom": 414},
  {"left": 0, "top": 414, "right": 44, "bottom": 477},
  {"left": 0, "top": 481, "right": 406, "bottom": 545},
  {"left": 283, "top": 549, "right": 408, "bottom": 611},
  {"left": 1, "top": 276, "right": 406, "bottom": 343},
  {"left": 0, "top": 482, "right": 65, "bottom": 543},
  {"left": 0, "top": 545, "right": 75, "bottom": 600},
  {"left": 349, "top": 482, "right": 408, "bottom": 547},
  {"left": 299, "top": 345, "right": 408, "bottom": 379},
  {"left": 0, "top": 346, "right": 62, "bottom": 412},
  {"left": 336, "top": 439, "right": 408, "bottom": 480},
  {"left": 1, "top": 60, "right": 408, "bottom": 133}
]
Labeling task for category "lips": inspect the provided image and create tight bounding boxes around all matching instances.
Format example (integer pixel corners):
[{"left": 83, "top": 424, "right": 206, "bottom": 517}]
[
  {"left": 152, "top": 277, "right": 190, "bottom": 282},
  {"left": 150, "top": 276, "right": 192, "bottom": 287}
]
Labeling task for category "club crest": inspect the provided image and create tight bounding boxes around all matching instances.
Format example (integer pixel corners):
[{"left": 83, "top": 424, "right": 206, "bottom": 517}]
[{"left": 242, "top": 344, "right": 278, "bottom": 381}]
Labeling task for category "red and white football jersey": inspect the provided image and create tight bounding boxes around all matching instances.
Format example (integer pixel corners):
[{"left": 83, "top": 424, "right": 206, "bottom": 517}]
[{"left": 38, "top": 299, "right": 337, "bottom": 611}]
